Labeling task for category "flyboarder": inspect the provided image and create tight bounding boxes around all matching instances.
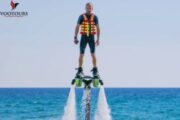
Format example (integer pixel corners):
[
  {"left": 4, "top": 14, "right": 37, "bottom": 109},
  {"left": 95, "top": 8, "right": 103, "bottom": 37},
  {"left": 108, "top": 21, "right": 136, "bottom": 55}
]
[{"left": 74, "top": 2, "right": 100, "bottom": 78}]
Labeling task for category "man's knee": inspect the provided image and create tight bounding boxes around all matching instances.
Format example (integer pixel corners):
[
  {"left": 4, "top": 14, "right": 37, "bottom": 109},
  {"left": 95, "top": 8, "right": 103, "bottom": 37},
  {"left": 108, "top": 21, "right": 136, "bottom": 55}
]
[
  {"left": 79, "top": 54, "right": 84, "bottom": 59},
  {"left": 91, "top": 53, "right": 96, "bottom": 58}
]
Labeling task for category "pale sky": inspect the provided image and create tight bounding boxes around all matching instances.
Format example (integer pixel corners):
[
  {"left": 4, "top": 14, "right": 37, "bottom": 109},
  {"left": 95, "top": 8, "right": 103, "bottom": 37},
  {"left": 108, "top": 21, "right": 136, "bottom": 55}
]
[{"left": 0, "top": 0, "right": 180, "bottom": 87}]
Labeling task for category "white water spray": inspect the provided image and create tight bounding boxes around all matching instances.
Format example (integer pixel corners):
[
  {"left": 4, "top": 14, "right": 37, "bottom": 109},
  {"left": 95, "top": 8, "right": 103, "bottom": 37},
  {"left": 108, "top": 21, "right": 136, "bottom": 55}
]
[
  {"left": 80, "top": 90, "right": 88, "bottom": 120},
  {"left": 62, "top": 85, "right": 76, "bottom": 120},
  {"left": 95, "top": 86, "right": 112, "bottom": 120}
]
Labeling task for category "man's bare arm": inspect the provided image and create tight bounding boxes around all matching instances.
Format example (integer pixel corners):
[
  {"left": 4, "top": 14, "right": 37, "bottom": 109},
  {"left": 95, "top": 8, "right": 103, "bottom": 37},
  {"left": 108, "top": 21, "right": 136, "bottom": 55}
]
[
  {"left": 74, "top": 24, "right": 80, "bottom": 44},
  {"left": 96, "top": 24, "right": 100, "bottom": 46},
  {"left": 75, "top": 24, "right": 80, "bottom": 38}
]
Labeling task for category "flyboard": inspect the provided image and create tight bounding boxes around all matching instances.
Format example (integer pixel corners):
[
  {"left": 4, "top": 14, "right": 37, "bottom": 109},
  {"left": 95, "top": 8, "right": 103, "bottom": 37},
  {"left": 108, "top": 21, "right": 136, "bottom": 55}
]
[{"left": 71, "top": 73, "right": 104, "bottom": 120}]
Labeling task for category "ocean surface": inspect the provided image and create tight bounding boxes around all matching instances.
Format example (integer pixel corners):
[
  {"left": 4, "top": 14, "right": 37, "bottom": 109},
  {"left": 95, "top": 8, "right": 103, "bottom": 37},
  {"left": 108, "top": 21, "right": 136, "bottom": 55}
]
[{"left": 0, "top": 88, "right": 180, "bottom": 120}]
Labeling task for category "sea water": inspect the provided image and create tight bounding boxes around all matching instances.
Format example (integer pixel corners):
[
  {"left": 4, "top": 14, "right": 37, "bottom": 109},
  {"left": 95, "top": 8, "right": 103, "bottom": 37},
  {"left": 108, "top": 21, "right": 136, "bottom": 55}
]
[{"left": 0, "top": 88, "right": 180, "bottom": 120}]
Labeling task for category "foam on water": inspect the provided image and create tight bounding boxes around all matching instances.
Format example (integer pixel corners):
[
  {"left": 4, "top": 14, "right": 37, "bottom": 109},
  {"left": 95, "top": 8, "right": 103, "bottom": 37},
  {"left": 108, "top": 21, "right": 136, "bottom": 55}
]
[
  {"left": 80, "top": 90, "right": 86, "bottom": 120},
  {"left": 62, "top": 85, "right": 76, "bottom": 120},
  {"left": 80, "top": 88, "right": 91, "bottom": 120},
  {"left": 95, "top": 86, "right": 112, "bottom": 120}
]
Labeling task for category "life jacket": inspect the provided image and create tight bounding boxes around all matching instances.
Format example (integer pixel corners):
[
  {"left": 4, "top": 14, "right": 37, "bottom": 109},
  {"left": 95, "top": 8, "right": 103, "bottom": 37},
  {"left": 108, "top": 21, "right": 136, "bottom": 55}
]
[{"left": 80, "top": 13, "right": 97, "bottom": 36}]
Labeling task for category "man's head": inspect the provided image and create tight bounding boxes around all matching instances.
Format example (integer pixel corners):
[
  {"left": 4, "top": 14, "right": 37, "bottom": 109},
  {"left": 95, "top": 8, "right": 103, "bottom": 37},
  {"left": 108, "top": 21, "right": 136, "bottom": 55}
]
[{"left": 85, "top": 2, "right": 93, "bottom": 14}]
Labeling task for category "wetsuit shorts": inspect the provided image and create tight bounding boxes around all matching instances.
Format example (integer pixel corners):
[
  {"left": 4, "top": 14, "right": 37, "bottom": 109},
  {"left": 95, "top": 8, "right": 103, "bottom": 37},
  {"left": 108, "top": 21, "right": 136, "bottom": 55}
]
[{"left": 80, "top": 35, "right": 95, "bottom": 54}]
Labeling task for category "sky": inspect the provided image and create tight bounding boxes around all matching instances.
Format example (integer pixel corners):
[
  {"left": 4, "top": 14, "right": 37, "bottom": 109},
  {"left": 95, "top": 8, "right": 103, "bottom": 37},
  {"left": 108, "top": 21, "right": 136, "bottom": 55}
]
[{"left": 0, "top": 0, "right": 180, "bottom": 87}]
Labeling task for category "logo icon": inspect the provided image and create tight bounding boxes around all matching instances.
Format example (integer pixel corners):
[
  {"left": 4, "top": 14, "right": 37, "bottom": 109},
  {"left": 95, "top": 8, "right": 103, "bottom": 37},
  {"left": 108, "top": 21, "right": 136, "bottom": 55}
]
[
  {"left": 10, "top": 0, "right": 19, "bottom": 10},
  {"left": 0, "top": 0, "right": 28, "bottom": 17}
]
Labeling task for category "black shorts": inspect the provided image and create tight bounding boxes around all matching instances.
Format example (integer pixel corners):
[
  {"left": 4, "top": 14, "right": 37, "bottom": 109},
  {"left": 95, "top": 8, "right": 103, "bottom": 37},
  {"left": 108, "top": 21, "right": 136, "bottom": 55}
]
[{"left": 80, "top": 35, "right": 95, "bottom": 54}]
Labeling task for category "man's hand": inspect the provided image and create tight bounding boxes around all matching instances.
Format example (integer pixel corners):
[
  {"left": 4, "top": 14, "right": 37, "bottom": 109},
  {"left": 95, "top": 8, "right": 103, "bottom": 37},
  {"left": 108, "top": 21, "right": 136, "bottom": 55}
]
[
  {"left": 96, "top": 39, "right": 100, "bottom": 46},
  {"left": 74, "top": 36, "right": 79, "bottom": 45}
]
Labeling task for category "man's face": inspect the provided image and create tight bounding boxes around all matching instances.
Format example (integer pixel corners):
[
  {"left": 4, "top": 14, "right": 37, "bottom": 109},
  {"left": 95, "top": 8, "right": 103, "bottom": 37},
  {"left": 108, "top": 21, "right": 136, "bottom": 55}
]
[{"left": 86, "top": 4, "right": 93, "bottom": 13}]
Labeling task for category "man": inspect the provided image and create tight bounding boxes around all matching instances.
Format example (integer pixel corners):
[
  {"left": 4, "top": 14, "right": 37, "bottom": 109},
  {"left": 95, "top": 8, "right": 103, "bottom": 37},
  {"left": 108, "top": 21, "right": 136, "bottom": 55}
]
[{"left": 74, "top": 2, "right": 100, "bottom": 77}]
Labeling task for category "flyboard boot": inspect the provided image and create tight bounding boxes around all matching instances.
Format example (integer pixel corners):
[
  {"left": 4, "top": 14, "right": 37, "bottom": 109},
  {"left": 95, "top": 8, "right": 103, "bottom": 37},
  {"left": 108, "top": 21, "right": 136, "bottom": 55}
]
[
  {"left": 91, "top": 67, "right": 104, "bottom": 87},
  {"left": 71, "top": 67, "right": 84, "bottom": 87}
]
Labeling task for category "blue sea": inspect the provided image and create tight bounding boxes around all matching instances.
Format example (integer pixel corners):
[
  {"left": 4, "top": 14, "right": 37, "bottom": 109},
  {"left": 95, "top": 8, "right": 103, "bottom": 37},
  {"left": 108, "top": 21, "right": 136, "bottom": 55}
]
[{"left": 0, "top": 88, "right": 180, "bottom": 120}]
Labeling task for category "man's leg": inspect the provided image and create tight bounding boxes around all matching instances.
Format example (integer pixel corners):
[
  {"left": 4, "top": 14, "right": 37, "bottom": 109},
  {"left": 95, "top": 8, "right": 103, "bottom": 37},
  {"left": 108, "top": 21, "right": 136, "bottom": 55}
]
[
  {"left": 89, "top": 37, "right": 99, "bottom": 76},
  {"left": 76, "top": 54, "right": 84, "bottom": 76},
  {"left": 79, "top": 37, "right": 87, "bottom": 68},
  {"left": 91, "top": 53, "right": 97, "bottom": 68},
  {"left": 76, "top": 37, "right": 87, "bottom": 75},
  {"left": 79, "top": 54, "right": 84, "bottom": 67},
  {"left": 91, "top": 53, "right": 98, "bottom": 76}
]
